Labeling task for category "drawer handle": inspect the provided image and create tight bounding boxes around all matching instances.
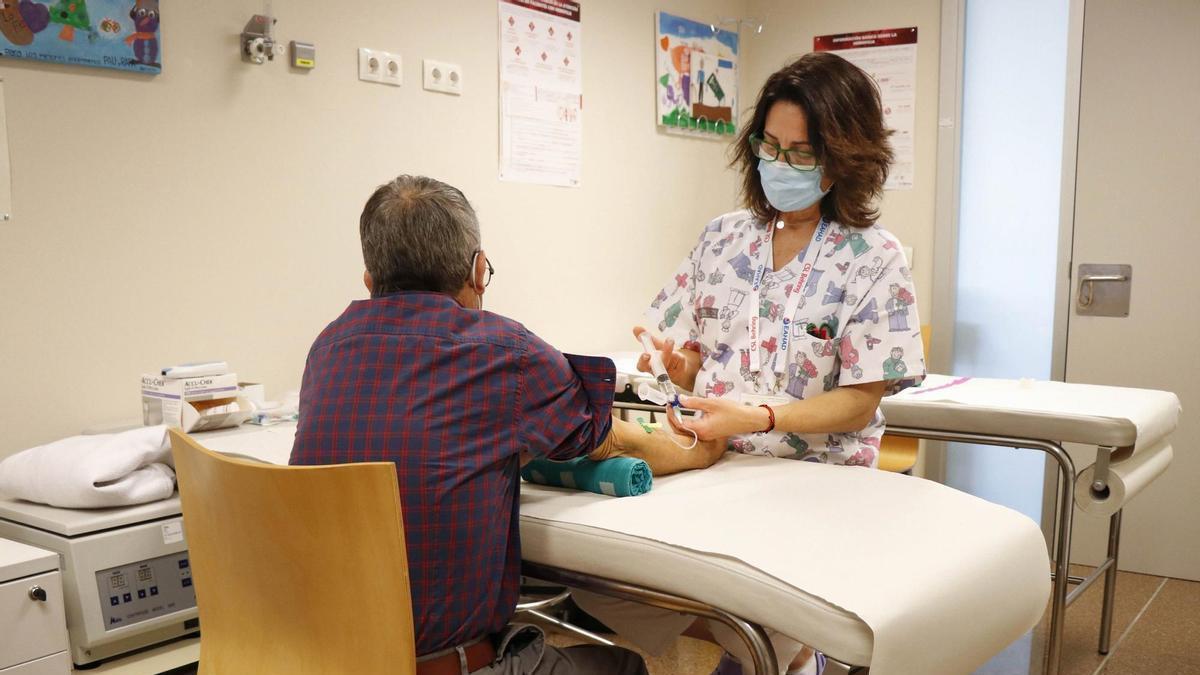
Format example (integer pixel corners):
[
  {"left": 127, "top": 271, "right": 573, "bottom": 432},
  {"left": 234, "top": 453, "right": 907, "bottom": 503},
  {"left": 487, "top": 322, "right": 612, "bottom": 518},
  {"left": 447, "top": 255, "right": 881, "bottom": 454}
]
[{"left": 28, "top": 585, "right": 48, "bottom": 602}]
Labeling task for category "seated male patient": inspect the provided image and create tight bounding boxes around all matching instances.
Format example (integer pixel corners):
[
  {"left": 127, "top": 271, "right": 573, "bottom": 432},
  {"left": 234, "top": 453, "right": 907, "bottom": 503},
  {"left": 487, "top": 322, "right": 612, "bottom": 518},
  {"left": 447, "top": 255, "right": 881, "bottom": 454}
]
[{"left": 290, "top": 175, "right": 723, "bottom": 675}]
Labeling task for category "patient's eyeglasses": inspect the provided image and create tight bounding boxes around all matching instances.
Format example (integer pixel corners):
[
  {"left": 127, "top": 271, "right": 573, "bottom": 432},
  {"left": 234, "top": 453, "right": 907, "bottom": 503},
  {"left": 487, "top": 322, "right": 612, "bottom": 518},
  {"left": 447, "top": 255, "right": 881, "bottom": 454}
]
[{"left": 470, "top": 251, "right": 495, "bottom": 288}]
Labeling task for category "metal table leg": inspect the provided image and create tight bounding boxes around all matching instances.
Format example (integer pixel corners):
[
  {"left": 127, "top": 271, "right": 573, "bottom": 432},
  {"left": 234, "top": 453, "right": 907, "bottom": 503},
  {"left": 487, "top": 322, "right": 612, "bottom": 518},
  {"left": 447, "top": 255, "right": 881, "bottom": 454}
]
[
  {"left": 885, "top": 428, "right": 1076, "bottom": 675},
  {"left": 522, "top": 561, "right": 782, "bottom": 675},
  {"left": 1099, "top": 509, "right": 1123, "bottom": 654},
  {"left": 1044, "top": 441, "right": 1075, "bottom": 675}
]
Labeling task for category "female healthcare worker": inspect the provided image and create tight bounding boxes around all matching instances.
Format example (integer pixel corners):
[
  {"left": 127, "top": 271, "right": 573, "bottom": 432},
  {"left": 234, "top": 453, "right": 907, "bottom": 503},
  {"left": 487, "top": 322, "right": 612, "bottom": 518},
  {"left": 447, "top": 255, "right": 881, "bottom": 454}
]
[
  {"left": 630, "top": 52, "right": 927, "bottom": 675},
  {"left": 640, "top": 51, "right": 925, "bottom": 468}
]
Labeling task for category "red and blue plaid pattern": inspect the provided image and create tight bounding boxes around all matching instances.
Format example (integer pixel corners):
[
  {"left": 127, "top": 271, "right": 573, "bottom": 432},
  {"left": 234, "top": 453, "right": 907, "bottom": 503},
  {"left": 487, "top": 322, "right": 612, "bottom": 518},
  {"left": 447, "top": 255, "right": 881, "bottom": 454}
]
[{"left": 290, "top": 292, "right": 614, "bottom": 655}]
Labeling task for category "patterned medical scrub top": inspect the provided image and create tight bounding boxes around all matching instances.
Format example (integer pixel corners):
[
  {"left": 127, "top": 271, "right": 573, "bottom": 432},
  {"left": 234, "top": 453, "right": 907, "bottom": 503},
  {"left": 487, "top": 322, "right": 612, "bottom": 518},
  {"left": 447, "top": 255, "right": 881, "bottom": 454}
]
[{"left": 646, "top": 210, "right": 926, "bottom": 467}]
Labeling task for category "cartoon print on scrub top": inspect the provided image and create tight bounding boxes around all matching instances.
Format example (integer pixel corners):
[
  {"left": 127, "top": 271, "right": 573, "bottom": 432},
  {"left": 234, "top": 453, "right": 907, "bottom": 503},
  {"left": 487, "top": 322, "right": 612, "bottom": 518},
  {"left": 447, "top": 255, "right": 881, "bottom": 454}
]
[
  {"left": 645, "top": 211, "right": 926, "bottom": 467},
  {"left": 781, "top": 433, "right": 809, "bottom": 458},
  {"left": 853, "top": 298, "right": 879, "bottom": 324},
  {"left": 886, "top": 283, "right": 915, "bottom": 332},
  {"left": 762, "top": 266, "right": 796, "bottom": 292},
  {"left": 827, "top": 231, "right": 872, "bottom": 258},
  {"left": 710, "top": 229, "right": 743, "bottom": 257},
  {"left": 738, "top": 348, "right": 752, "bottom": 380},
  {"left": 710, "top": 342, "right": 735, "bottom": 366},
  {"left": 706, "top": 375, "right": 736, "bottom": 398},
  {"left": 785, "top": 355, "right": 820, "bottom": 398},
  {"left": 659, "top": 300, "right": 683, "bottom": 331},
  {"left": 760, "top": 336, "right": 778, "bottom": 362},
  {"left": 883, "top": 347, "right": 908, "bottom": 380},
  {"left": 839, "top": 336, "right": 864, "bottom": 380},
  {"left": 858, "top": 256, "right": 887, "bottom": 282},
  {"left": 720, "top": 289, "right": 746, "bottom": 332},
  {"left": 728, "top": 252, "right": 755, "bottom": 283},
  {"left": 650, "top": 288, "right": 669, "bottom": 309},
  {"left": 845, "top": 436, "right": 880, "bottom": 467},
  {"left": 798, "top": 268, "right": 824, "bottom": 308},
  {"left": 823, "top": 280, "right": 858, "bottom": 306},
  {"left": 760, "top": 297, "right": 783, "bottom": 322}
]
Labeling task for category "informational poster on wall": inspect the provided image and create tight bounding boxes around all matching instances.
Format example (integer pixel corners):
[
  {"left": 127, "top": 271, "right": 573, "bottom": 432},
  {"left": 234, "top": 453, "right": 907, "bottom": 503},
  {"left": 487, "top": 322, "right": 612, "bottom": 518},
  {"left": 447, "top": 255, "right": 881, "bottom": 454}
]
[
  {"left": 498, "top": 0, "right": 582, "bottom": 188},
  {"left": 655, "top": 11, "right": 738, "bottom": 138},
  {"left": 814, "top": 27, "right": 917, "bottom": 190},
  {"left": 0, "top": 0, "right": 161, "bottom": 75}
]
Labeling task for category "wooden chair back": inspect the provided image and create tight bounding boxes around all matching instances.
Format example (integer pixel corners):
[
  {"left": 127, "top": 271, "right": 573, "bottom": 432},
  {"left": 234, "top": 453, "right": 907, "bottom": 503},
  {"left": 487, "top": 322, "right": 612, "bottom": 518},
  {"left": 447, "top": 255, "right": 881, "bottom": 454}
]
[{"left": 170, "top": 430, "right": 417, "bottom": 674}]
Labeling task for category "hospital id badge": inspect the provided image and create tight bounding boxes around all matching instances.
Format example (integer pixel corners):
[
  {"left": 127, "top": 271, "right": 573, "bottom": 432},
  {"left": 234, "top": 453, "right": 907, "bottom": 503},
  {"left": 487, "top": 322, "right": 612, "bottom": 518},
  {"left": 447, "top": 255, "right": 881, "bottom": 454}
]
[{"left": 739, "top": 392, "right": 791, "bottom": 407}]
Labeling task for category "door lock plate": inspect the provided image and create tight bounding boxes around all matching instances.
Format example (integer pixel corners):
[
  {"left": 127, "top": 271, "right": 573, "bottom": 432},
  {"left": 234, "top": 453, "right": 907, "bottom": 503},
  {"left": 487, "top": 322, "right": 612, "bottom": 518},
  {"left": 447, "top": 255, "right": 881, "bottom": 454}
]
[{"left": 1076, "top": 264, "right": 1132, "bottom": 317}]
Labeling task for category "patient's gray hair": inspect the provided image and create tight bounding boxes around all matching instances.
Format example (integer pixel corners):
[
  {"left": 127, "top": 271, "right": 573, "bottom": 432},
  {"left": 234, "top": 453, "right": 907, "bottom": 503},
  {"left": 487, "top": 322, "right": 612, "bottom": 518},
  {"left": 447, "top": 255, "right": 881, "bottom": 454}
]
[{"left": 359, "top": 175, "right": 481, "bottom": 296}]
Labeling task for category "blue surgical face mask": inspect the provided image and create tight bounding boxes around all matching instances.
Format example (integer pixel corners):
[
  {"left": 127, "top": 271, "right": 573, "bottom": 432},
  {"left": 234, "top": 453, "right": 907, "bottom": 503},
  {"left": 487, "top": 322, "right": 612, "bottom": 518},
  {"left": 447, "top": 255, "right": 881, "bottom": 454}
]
[{"left": 757, "top": 159, "right": 829, "bottom": 213}]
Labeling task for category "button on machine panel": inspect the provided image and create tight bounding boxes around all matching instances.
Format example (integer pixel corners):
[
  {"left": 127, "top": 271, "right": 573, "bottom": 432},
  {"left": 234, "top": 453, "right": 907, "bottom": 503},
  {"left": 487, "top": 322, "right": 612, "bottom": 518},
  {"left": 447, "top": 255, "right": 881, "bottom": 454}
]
[{"left": 96, "top": 551, "right": 196, "bottom": 631}]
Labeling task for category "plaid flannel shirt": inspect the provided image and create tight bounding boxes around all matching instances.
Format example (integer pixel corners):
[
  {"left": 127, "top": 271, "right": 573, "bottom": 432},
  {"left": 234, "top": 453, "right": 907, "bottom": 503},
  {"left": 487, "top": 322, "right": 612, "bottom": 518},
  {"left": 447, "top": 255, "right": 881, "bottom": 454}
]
[{"left": 290, "top": 291, "right": 615, "bottom": 655}]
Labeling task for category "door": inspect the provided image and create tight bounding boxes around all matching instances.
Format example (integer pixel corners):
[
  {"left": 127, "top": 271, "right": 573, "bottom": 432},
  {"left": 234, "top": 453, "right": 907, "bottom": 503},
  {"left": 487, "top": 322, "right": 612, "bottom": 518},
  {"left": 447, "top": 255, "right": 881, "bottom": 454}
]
[{"left": 1065, "top": 0, "right": 1200, "bottom": 580}]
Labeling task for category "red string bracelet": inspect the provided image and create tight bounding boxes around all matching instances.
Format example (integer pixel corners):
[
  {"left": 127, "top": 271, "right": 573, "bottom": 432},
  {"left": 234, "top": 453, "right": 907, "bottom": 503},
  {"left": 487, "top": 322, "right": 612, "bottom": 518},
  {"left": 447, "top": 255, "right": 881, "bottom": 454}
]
[{"left": 758, "top": 404, "right": 776, "bottom": 433}]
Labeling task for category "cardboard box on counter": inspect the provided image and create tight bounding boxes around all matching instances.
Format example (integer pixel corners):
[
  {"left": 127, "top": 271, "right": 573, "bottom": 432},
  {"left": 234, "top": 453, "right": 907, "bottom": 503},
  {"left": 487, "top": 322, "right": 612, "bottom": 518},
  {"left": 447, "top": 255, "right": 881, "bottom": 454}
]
[{"left": 141, "top": 373, "right": 251, "bottom": 432}]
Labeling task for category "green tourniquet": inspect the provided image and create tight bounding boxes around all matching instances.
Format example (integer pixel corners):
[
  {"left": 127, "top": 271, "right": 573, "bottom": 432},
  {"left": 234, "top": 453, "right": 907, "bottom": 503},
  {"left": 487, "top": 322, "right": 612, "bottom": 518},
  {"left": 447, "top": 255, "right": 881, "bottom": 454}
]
[{"left": 521, "top": 456, "right": 653, "bottom": 497}]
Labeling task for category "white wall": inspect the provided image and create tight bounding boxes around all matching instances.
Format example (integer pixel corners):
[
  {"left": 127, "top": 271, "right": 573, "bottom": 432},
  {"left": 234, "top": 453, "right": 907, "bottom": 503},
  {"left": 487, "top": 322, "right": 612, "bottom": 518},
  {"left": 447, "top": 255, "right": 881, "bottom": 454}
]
[
  {"left": 743, "top": 0, "right": 942, "bottom": 329},
  {"left": 0, "top": 0, "right": 749, "bottom": 456}
]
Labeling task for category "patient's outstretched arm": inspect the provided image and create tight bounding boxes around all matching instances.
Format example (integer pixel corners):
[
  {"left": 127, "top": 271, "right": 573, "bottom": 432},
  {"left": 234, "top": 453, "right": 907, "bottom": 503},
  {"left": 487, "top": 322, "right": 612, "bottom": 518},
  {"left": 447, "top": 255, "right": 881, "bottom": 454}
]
[{"left": 588, "top": 417, "right": 726, "bottom": 476}]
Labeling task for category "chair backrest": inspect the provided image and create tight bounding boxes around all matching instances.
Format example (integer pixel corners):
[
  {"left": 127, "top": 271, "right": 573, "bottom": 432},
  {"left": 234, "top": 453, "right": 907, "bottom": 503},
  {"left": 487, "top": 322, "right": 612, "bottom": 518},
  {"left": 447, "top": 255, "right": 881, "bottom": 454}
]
[{"left": 170, "top": 430, "right": 416, "bottom": 675}]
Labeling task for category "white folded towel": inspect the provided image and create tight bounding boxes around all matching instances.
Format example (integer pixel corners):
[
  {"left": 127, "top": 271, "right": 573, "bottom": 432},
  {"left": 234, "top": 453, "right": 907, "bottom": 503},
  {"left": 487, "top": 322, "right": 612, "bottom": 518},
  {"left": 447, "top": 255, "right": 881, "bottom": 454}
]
[{"left": 0, "top": 426, "right": 176, "bottom": 508}]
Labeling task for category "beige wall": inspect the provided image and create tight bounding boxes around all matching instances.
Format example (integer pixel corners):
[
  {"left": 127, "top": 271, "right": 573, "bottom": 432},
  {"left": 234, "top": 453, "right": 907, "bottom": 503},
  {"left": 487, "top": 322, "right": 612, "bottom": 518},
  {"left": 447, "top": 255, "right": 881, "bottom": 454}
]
[
  {"left": 0, "top": 0, "right": 944, "bottom": 457},
  {"left": 0, "top": 0, "right": 750, "bottom": 455},
  {"left": 744, "top": 0, "right": 941, "bottom": 332}
]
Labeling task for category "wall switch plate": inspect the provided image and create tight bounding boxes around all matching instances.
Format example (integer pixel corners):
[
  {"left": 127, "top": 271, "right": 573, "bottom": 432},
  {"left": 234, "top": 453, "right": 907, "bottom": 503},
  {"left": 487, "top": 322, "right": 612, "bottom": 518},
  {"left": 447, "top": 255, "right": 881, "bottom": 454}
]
[
  {"left": 381, "top": 53, "right": 402, "bottom": 86},
  {"left": 422, "top": 59, "right": 462, "bottom": 95},
  {"left": 358, "top": 48, "right": 382, "bottom": 82},
  {"left": 291, "top": 41, "right": 316, "bottom": 69}
]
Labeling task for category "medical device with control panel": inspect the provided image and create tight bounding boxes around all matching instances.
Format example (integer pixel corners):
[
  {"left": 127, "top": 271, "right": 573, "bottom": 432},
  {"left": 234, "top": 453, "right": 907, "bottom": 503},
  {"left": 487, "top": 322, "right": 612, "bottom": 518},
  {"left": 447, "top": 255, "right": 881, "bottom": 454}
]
[{"left": 0, "top": 495, "right": 198, "bottom": 666}]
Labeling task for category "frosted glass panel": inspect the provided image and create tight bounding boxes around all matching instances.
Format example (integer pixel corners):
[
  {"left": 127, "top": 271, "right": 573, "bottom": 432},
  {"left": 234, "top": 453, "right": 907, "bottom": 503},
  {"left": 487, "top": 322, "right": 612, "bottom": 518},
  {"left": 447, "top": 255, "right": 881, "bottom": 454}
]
[{"left": 947, "top": 0, "right": 1071, "bottom": 523}]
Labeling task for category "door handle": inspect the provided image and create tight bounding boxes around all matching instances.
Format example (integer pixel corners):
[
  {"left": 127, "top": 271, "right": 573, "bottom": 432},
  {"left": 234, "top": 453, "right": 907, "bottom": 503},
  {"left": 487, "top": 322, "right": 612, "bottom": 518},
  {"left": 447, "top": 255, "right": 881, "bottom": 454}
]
[{"left": 1078, "top": 274, "right": 1128, "bottom": 308}]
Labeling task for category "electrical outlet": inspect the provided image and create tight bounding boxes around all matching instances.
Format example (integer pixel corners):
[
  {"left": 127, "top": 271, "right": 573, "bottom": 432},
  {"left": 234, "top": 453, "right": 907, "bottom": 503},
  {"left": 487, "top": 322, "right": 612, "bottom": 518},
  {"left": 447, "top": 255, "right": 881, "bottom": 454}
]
[
  {"left": 358, "top": 48, "right": 382, "bottom": 82},
  {"left": 381, "top": 52, "right": 402, "bottom": 86},
  {"left": 423, "top": 59, "right": 463, "bottom": 95}
]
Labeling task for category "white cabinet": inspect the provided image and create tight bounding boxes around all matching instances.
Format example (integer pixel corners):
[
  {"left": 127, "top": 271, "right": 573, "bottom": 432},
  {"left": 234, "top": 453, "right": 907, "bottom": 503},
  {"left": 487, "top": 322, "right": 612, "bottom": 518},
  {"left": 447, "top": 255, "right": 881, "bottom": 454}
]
[{"left": 0, "top": 539, "right": 68, "bottom": 674}]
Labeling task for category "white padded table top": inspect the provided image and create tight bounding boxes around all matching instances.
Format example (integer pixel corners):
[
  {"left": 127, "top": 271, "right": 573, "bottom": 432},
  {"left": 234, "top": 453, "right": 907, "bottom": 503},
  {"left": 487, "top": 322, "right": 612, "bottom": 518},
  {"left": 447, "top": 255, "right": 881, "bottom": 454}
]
[
  {"left": 520, "top": 453, "right": 1050, "bottom": 675},
  {"left": 881, "top": 374, "right": 1181, "bottom": 451}
]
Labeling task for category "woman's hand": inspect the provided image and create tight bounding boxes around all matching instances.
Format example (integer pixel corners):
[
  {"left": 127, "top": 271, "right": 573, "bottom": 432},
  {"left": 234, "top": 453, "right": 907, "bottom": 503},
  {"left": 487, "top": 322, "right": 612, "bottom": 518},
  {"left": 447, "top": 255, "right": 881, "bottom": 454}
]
[
  {"left": 667, "top": 396, "right": 770, "bottom": 441},
  {"left": 633, "top": 326, "right": 698, "bottom": 390}
]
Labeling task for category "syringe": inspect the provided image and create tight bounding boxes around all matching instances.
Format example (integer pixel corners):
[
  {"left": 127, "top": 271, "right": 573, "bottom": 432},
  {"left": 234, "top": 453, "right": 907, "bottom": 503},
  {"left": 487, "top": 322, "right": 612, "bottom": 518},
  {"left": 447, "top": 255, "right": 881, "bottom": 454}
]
[{"left": 638, "top": 331, "right": 684, "bottom": 421}]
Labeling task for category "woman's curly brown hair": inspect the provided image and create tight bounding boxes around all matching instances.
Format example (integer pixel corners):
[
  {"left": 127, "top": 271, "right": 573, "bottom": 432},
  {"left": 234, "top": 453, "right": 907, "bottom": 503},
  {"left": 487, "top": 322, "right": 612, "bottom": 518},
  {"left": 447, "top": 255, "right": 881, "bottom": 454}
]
[{"left": 731, "top": 52, "right": 894, "bottom": 229}]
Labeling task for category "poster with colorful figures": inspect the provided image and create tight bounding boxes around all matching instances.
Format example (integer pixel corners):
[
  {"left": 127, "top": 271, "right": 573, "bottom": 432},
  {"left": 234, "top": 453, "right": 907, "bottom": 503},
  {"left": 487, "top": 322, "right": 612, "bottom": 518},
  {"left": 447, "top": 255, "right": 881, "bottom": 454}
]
[
  {"left": 0, "top": 0, "right": 160, "bottom": 75},
  {"left": 656, "top": 11, "right": 738, "bottom": 138}
]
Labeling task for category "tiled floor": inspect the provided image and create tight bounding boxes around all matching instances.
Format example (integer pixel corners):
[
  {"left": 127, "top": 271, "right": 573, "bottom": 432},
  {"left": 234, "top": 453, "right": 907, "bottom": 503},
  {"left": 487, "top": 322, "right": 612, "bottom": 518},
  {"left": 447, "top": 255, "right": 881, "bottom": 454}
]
[{"left": 544, "top": 565, "right": 1200, "bottom": 674}]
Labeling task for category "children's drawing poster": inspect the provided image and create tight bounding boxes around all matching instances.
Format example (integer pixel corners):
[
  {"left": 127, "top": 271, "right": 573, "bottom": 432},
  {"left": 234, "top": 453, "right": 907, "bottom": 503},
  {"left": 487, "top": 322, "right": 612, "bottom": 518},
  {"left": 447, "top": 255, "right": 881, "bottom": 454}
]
[
  {"left": 0, "top": 0, "right": 161, "bottom": 75},
  {"left": 656, "top": 11, "right": 738, "bottom": 138}
]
